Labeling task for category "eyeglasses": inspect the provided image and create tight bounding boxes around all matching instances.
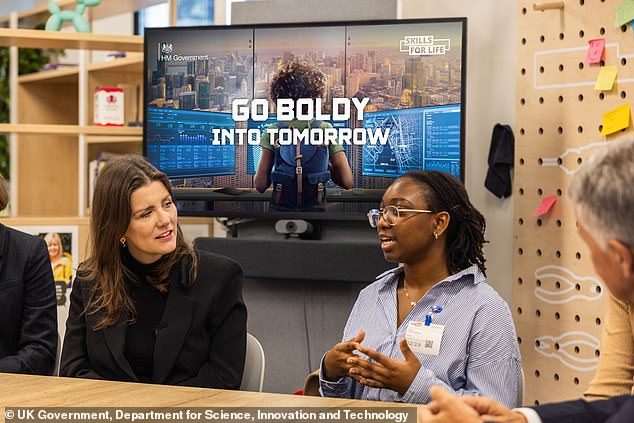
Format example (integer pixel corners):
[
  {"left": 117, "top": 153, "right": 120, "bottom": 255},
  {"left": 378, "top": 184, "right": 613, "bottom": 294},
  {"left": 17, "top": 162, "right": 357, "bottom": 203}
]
[{"left": 367, "top": 205, "right": 433, "bottom": 228}]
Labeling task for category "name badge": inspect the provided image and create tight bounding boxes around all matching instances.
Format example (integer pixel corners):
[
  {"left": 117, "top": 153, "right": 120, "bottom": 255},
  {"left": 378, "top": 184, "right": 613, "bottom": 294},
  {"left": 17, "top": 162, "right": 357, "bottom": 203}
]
[{"left": 405, "top": 321, "right": 444, "bottom": 356}]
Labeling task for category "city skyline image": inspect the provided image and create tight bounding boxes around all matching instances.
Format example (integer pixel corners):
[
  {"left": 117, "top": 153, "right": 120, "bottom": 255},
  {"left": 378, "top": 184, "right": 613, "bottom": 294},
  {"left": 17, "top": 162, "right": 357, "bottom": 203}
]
[
  {"left": 346, "top": 22, "right": 463, "bottom": 112},
  {"left": 253, "top": 26, "right": 346, "bottom": 112},
  {"left": 144, "top": 20, "right": 465, "bottom": 206},
  {"left": 147, "top": 28, "right": 254, "bottom": 113}
]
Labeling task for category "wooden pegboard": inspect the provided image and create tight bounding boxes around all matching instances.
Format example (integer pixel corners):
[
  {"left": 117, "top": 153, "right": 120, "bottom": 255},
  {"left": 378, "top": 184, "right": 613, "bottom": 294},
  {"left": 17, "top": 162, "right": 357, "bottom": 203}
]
[{"left": 515, "top": 0, "right": 633, "bottom": 405}]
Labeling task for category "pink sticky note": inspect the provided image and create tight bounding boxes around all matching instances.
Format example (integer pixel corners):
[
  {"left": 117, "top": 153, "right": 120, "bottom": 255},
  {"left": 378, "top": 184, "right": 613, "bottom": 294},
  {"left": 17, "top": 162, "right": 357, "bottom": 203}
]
[
  {"left": 585, "top": 39, "right": 605, "bottom": 64},
  {"left": 533, "top": 195, "right": 558, "bottom": 217}
]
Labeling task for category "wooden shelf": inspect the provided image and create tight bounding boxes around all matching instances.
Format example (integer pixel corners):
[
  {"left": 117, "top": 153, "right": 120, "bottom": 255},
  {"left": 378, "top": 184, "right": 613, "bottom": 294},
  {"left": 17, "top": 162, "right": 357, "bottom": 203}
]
[
  {"left": 18, "top": 66, "right": 78, "bottom": 84},
  {"left": 85, "top": 135, "right": 143, "bottom": 144},
  {"left": 17, "top": 54, "right": 143, "bottom": 85},
  {"left": 0, "top": 0, "right": 166, "bottom": 27},
  {"left": 0, "top": 216, "right": 90, "bottom": 225},
  {"left": 88, "top": 55, "right": 143, "bottom": 73},
  {"left": 3, "top": 1, "right": 171, "bottom": 219},
  {"left": 0, "top": 124, "right": 143, "bottom": 135},
  {"left": 0, "top": 28, "right": 142, "bottom": 51}
]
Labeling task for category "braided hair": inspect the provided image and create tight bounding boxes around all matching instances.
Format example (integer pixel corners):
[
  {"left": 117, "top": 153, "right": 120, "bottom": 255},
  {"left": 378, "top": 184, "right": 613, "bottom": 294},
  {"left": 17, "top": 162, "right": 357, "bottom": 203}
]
[{"left": 401, "top": 170, "right": 487, "bottom": 276}]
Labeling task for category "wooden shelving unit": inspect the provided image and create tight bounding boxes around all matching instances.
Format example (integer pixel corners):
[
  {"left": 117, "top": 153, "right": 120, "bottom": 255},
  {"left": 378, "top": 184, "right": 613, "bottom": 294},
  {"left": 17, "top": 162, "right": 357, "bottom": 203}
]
[
  {"left": 1, "top": 6, "right": 148, "bottom": 217},
  {"left": 14, "top": 54, "right": 143, "bottom": 85},
  {"left": 17, "top": 66, "right": 78, "bottom": 84},
  {"left": 0, "top": 0, "right": 216, "bottom": 238},
  {"left": 0, "top": 28, "right": 143, "bottom": 51},
  {"left": 0, "top": 124, "right": 143, "bottom": 135},
  {"left": 87, "top": 54, "right": 143, "bottom": 72},
  {"left": 85, "top": 135, "right": 142, "bottom": 144}
]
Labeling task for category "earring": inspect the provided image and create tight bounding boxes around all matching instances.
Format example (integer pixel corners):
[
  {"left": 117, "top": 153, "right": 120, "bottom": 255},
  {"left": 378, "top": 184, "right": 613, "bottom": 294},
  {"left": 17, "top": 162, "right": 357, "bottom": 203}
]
[
  {"left": 120, "top": 236, "right": 127, "bottom": 247},
  {"left": 433, "top": 232, "right": 439, "bottom": 240}
]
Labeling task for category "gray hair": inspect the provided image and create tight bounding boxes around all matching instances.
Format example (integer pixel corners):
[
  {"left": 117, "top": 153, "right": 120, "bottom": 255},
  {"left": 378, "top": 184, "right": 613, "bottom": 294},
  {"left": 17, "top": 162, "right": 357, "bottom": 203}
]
[{"left": 568, "top": 138, "right": 634, "bottom": 247}]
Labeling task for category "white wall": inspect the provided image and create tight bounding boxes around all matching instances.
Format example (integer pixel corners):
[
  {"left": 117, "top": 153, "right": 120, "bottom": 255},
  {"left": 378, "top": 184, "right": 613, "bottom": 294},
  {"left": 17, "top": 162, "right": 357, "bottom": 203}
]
[
  {"left": 399, "top": 0, "right": 517, "bottom": 302},
  {"left": 90, "top": 13, "right": 135, "bottom": 62},
  {"left": 0, "top": 0, "right": 38, "bottom": 18},
  {"left": 232, "top": 0, "right": 398, "bottom": 24}
]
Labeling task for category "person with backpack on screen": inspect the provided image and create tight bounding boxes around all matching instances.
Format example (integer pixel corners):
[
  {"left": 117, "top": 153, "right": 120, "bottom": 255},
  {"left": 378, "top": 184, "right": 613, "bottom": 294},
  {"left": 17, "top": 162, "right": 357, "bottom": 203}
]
[{"left": 254, "top": 62, "right": 353, "bottom": 211}]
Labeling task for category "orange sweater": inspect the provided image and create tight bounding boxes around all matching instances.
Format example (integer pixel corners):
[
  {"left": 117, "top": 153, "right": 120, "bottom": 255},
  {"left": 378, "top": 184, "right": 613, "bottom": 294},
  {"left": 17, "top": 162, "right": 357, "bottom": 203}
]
[{"left": 585, "top": 294, "right": 634, "bottom": 400}]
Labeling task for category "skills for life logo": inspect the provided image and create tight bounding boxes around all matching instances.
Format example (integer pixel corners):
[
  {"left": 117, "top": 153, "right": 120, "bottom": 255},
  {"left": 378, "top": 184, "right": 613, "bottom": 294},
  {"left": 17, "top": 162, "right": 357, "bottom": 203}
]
[{"left": 400, "top": 35, "right": 451, "bottom": 56}]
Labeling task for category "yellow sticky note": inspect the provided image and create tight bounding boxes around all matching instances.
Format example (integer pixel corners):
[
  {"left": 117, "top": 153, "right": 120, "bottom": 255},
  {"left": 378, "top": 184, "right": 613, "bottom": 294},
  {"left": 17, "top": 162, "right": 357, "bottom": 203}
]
[
  {"left": 601, "top": 104, "right": 631, "bottom": 136},
  {"left": 594, "top": 66, "right": 618, "bottom": 91}
]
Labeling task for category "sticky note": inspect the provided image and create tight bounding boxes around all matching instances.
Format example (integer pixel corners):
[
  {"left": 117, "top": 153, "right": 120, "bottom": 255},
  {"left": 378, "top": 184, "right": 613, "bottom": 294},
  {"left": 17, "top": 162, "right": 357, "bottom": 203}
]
[
  {"left": 585, "top": 39, "right": 605, "bottom": 64},
  {"left": 600, "top": 104, "right": 631, "bottom": 136},
  {"left": 615, "top": 0, "right": 634, "bottom": 28},
  {"left": 594, "top": 66, "right": 618, "bottom": 91},
  {"left": 533, "top": 196, "right": 557, "bottom": 217}
]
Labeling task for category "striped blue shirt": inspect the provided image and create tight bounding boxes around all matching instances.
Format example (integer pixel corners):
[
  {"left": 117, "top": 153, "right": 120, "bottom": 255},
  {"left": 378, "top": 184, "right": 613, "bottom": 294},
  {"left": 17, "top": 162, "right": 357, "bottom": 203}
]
[{"left": 319, "top": 264, "right": 522, "bottom": 407}]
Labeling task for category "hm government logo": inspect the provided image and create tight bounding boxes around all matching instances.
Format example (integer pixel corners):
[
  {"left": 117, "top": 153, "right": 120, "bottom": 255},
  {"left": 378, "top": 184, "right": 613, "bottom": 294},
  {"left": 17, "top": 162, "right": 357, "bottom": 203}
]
[
  {"left": 156, "top": 42, "right": 209, "bottom": 62},
  {"left": 161, "top": 43, "right": 173, "bottom": 54},
  {"left": 400, "top": 35, "right": 450, "bottom": 56},
  {"left": 158, "top": 42, "right": 173, "bottom": 61}
]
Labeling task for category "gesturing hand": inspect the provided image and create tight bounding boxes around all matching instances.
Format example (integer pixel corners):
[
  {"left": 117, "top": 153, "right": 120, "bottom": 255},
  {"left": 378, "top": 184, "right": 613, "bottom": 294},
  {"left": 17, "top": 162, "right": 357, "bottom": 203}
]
[
  {"left": 347, "top": 338, "right": 421, "bottom": 394},
  {"left": 418, "top": 386, "right": 480, "bottom": 423},
  {"left": 420, "top": 389, "right": 528, "bottom": 423},
  {"left": 322, "top": 331, "right": 365, "bottom": 381}
]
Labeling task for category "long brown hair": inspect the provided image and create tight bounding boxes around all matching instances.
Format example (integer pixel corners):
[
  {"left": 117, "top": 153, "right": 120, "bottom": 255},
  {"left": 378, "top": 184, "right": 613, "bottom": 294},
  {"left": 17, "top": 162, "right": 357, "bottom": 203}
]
[{"left": 82, "top": 154, "right": 197, "bottom": 330}]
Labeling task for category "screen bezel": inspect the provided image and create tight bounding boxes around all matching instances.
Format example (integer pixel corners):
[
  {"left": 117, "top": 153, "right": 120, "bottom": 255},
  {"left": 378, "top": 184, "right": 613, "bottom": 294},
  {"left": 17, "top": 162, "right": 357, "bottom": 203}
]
[{"left": 143, "top": 17, "right": 467, "bottom": 220}]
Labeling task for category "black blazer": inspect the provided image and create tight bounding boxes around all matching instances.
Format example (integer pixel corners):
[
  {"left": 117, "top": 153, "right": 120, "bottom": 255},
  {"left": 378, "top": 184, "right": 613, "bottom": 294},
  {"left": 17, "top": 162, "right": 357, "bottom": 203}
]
[
  {"left": 60, "top": 250, "right": 247, "bottom": 389},
  {"left": 0, "top": 224, "right": 57, "bottom": 375},
  {"left": 534, "top": 395, "right": 634, "bottom": 423}
]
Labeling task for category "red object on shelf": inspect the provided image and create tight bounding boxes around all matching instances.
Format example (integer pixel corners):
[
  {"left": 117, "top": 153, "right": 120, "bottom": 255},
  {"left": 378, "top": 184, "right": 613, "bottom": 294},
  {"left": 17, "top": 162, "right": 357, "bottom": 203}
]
[{"left": 94, "top": 87, "right": 124, "bottom": 126}]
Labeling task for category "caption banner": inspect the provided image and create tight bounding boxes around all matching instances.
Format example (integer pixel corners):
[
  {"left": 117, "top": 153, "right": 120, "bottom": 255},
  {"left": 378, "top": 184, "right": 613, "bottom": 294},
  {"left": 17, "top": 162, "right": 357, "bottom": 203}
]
[{"left": 3, "top": 407, "right": 416, "bottom": 423}]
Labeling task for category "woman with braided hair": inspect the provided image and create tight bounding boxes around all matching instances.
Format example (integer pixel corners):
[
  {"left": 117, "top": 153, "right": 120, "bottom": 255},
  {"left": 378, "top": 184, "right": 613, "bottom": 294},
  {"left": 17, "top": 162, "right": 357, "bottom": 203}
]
[{"left": 319, "top": 170, "right": 522, "bottom": 406}]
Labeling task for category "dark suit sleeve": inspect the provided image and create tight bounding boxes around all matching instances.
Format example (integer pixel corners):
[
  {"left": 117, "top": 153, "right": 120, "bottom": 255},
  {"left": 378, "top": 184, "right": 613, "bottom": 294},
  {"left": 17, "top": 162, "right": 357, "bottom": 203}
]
[
  {"left": 534, "top": 395, "right": 633, "bottom": 423},
  {"left": 59, "top": 278, "right": 103, "bottom": 379},
  {"left": 176, "top": 259, "right": 247, "bottom": 389},
  {"left": 605, "top": 397, "right": 634, "bottom": 423},
  {"left": 0, "top": 239, "right": 57, "bottom": 375}
]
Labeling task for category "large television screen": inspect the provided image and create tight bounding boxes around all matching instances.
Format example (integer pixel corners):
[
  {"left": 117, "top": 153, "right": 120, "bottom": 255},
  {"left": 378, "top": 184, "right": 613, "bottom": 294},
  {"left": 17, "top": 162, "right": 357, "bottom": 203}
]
[{"left": 144, "top": 18, "right": 466, "bottom": 219}]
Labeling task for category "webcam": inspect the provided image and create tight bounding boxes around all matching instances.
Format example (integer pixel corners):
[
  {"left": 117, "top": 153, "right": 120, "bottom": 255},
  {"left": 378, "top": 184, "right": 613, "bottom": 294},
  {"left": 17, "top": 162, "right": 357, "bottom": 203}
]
[{"left": 274, "top": 219, "right": 313, "bottom": 236}]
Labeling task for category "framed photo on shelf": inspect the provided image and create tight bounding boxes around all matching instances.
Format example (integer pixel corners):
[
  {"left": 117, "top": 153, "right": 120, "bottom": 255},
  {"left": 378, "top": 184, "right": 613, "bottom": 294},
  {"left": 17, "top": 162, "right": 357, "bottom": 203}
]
[{"left": 12, "top": 225, "right": 79, "bottom": 307}]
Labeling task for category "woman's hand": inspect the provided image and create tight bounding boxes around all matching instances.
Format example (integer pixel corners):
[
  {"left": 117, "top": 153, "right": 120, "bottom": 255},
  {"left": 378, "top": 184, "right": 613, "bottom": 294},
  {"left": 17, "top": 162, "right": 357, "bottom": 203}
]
[
  {"left": 347, "top": 338, "right": 421, "bottom": 394},
  {"left": 322, "top": 331, "right": 365, "bottom": 381}
]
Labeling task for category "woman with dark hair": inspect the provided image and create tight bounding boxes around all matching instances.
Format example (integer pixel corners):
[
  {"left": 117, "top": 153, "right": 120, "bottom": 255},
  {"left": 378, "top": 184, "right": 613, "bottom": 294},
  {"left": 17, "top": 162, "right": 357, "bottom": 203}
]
[
  {"left": 60, "top": 155, "right": 247, "bottom": 388},
  {"left": 320, "top": 170, "right": 521, "bottom": 406},
  {"left": 0, "top": 175, "right": 57, "bottom": 375}
]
